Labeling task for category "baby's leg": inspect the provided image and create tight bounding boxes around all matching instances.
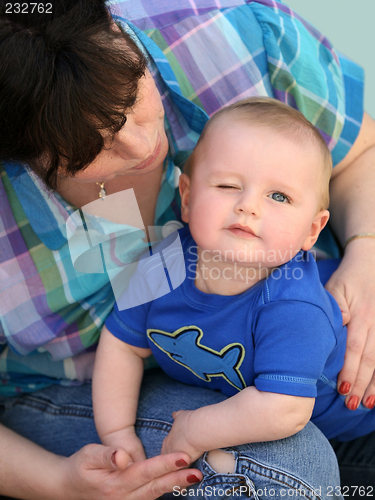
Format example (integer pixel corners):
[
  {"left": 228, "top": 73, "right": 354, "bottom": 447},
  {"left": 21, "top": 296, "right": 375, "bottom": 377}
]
[
  {"left": 206, "top": 449, "right": 236, "bottom": 473},
  {"left": 137, "top": 370, "right": 343, "bottom": 500}
]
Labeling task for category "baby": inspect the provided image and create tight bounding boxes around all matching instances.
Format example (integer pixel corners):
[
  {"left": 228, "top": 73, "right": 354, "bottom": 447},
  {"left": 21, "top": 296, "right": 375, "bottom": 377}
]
[{"left": 93, "top": 97, "right": 373, "bottom": 466}]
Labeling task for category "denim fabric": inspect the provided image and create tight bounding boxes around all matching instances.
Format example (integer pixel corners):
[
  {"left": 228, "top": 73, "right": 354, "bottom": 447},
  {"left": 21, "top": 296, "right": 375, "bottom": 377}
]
[{"left": 0, "top": 369, "right": 343, "bottom": 499}]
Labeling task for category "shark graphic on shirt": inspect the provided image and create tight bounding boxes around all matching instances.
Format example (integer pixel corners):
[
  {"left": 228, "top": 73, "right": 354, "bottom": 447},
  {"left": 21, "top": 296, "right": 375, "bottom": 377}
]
[{"left": 147, "top": 326, "right": 246, "bottom": 391}]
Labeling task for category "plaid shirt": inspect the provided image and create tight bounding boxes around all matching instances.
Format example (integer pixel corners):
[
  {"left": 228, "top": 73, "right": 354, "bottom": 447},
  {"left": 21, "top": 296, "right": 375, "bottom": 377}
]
[{"left": 0, "top": 0, "right": 364, "bottom": 395}]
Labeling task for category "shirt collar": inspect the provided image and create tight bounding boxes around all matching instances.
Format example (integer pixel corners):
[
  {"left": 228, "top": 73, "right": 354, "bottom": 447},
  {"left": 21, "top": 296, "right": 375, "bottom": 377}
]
[{"left": 5, "top": 165, "right": 69, "bottom": 250}]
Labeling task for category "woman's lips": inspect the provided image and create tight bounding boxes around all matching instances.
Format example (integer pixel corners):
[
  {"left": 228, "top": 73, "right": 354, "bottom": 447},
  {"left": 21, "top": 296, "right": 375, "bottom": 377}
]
[{"left": 132, "top": 135, "right": 162, "bottom": 171}]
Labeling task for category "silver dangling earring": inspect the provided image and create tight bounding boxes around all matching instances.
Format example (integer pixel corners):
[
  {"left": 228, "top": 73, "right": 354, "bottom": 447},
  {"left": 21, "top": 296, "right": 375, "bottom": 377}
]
[{"left": 96, "top": 182, "right": 107, "bottom": 200}]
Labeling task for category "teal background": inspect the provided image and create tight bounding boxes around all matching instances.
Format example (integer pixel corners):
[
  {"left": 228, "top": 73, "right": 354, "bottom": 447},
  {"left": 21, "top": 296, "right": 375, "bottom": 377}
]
[{"left": 285, "top": 0, "right": 374, "bottom": 118}]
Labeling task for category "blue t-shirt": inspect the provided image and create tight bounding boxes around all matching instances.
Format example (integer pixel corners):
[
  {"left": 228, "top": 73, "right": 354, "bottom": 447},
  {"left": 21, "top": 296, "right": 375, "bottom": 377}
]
[{"left": 106, "top": 227, "right": 375, "bottom": 441}]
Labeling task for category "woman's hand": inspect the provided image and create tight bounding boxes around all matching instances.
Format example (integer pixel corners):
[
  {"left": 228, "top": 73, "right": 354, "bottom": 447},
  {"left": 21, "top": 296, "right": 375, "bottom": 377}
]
[
  {"left": 325, "top": 239, "right": 375, "bottom": 410},
  {"left": 0, "top": 423, "right": 201, "bottom": 500},
  {"left": 161, "top": 410, "right": 204, "bottom": 464},
  {"left": 327, "top": 112, "right": 375, "bottom": 410},
  {"left": 62, "top": 443, "right": 202, "bottom": 500}
]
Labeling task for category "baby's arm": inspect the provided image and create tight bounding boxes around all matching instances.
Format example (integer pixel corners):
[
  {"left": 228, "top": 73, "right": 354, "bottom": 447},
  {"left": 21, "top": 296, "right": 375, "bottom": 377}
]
[
  {"left": 162, "top": 386, "right": 314, "bottom": 462},
  {"left": 92, "top": 325, "right": 152, "bottom": 463}
]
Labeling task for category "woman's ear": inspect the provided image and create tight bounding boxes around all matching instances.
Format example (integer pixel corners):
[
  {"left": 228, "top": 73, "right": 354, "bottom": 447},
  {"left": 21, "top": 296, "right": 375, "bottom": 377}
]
[
  {"left": 179, "top": 173, "right": 191, "bottom": 223},
  {"left": 302, "top": 209, "right": 330, "bottom": 251}
]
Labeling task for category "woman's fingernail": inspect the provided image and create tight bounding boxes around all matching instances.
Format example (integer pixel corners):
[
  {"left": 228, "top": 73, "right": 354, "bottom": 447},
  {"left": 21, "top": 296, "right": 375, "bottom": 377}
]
[
  {"left": 339, "top": 382, "right": 351, "bottom": 395},
  {"left": 347, "top": 396, "right": 359, "bottom": 411},
  {"left": 187, "top": 474, "right": 201, "bottom": 484},
  {"left": 111, "top": 451, "right": 117, "bottom": 467},
  {"left": 176, "top": 459, "right": 188, "bottom": 467},
  {"left": 365, "top": 395, "right": 375, "bottom": 409}
]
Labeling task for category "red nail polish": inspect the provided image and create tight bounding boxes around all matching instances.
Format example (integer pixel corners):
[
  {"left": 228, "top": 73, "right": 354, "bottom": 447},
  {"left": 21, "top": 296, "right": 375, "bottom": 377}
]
[
  {"left": 187, "top": 474, "right": 200, "bottom": 484},
  {"left": 347, "top": 396, "right": 359, "bottom": 411},
  {"left": 365, "top": 395, "right": 375, "bottom": 409},
  {"left": 339, "top": 382, "right": 351, "bottom": 395},
  {"left": 176, "top": 459, "right": 188, "bottom": 467}
]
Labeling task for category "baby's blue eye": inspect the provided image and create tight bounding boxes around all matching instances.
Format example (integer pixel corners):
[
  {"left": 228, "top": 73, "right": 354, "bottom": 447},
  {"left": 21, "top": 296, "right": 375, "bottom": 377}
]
[{"left": 270, "top": 192, "right": 289, "bottom": 203}]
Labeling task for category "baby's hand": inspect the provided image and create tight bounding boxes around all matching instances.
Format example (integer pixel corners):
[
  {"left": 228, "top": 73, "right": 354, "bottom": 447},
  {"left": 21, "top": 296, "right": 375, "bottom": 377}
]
[
  {"left": 161, "top": 410, "right": 203, "bottom": 463},
  {"left": 101, "top": 426, "right": 146, "bottom": 464}
]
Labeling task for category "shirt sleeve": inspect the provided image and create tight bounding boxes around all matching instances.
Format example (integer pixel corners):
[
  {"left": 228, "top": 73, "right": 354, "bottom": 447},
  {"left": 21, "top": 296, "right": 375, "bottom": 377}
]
[
  {"left": 105, "top": 250, "right": 175, "bottom": 348},
  {"left": 105, "top": 262, "right": 153, "bottom": 348},
  {"left": 110, "top": 1, "right": 364, "bottom": 167},
  {"left": 253, "top": 300, "right": 337, "bottom": 398},
  {"left": 110, "top": 1, "right": 364, "bottom": 265},
  {"left": 105, "top": 301, "right": 150, "bottom": 348},
  {"left": 250, "top": 2, "right": 364, "bottom": 166}
]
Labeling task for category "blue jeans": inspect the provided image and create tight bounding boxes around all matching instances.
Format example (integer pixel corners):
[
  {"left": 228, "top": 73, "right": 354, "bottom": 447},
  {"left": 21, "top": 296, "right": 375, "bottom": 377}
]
[{"left": 0, "top": 369, "right": 343, "bottom": 499}]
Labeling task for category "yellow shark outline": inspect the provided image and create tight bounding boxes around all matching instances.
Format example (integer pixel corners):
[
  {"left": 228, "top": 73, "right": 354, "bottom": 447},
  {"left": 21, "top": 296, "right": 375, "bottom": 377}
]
[{"left": 147, "top": 325, "right": 246, "bottom": 391}]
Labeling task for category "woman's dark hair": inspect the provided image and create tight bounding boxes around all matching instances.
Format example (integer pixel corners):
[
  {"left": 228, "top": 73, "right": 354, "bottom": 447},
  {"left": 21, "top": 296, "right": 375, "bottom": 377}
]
[{"left": 0, "top": 0, "right": 147, "bottom": 189}]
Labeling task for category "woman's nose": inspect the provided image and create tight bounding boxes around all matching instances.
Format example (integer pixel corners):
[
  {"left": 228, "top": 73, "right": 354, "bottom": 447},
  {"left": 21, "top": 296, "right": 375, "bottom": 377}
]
[{"left": 111, "top": 116, "right": 154, "bottom": 160}]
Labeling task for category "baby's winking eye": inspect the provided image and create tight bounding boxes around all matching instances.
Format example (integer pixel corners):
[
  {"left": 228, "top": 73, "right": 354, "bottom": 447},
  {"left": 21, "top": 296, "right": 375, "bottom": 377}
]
[
  {"left": 269, "top": 192, "right": 290, "bottom": 203},
  {"left": 217, "top": 185, "right": 239, "bottom": 190}
]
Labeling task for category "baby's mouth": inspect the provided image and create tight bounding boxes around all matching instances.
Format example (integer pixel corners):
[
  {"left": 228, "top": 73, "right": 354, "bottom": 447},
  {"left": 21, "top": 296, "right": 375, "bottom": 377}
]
[{"left": 226, "top": 224, "right": 257, "bottom": 238}]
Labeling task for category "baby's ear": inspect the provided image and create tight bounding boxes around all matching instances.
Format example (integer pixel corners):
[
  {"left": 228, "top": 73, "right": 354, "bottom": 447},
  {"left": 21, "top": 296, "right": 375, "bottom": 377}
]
[
  {"left": 179, "top": 174, "right": 191, "bottom": 223},
  {"left": 302, "top": 210, "right": 330, "bottom": 251}
]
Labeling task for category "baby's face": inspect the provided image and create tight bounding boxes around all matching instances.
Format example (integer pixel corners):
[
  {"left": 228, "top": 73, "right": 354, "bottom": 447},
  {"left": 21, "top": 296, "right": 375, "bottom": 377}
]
[{"left": 181, "top": 120, "right": 329, "bottom": 268}]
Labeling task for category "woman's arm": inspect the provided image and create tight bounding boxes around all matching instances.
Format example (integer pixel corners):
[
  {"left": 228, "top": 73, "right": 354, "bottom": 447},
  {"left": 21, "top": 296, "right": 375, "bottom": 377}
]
[
  {"left": 0, "top": 422, "right": 66, "bottom": 500},
  {"left": 161, "top": 387, "right": 314, "bottom": 462},
  {"left": 0, "top": 422, "right": 202, "bottom": 500},
  {"left": 92, "top": 326, "right": 152, "bottom": 462},
  {"left": 327, "top": 111, "right": 375, "bottom": 409}
]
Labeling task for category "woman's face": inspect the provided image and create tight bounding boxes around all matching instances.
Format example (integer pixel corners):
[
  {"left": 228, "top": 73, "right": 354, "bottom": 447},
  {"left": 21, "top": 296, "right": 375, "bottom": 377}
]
[{"left": 66, "top": 69, "right": 169, "bottom": 183}]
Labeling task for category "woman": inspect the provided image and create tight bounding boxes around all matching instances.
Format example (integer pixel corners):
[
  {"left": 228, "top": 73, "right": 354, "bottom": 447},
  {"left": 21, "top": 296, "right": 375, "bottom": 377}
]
[{"left": 1, "top": 0, "right": 375, "bottom": 498}]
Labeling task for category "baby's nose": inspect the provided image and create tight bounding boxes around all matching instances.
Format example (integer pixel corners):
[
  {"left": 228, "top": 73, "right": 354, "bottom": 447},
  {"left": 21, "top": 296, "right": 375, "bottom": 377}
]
[{"left": 235, "top": 193, "right": 261, "bottom": 218}]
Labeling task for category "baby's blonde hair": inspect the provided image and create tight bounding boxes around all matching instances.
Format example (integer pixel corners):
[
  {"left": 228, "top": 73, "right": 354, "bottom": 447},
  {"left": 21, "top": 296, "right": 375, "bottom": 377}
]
[{"left": 184, "top": 97, "right": 332, "bottom": 210}]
